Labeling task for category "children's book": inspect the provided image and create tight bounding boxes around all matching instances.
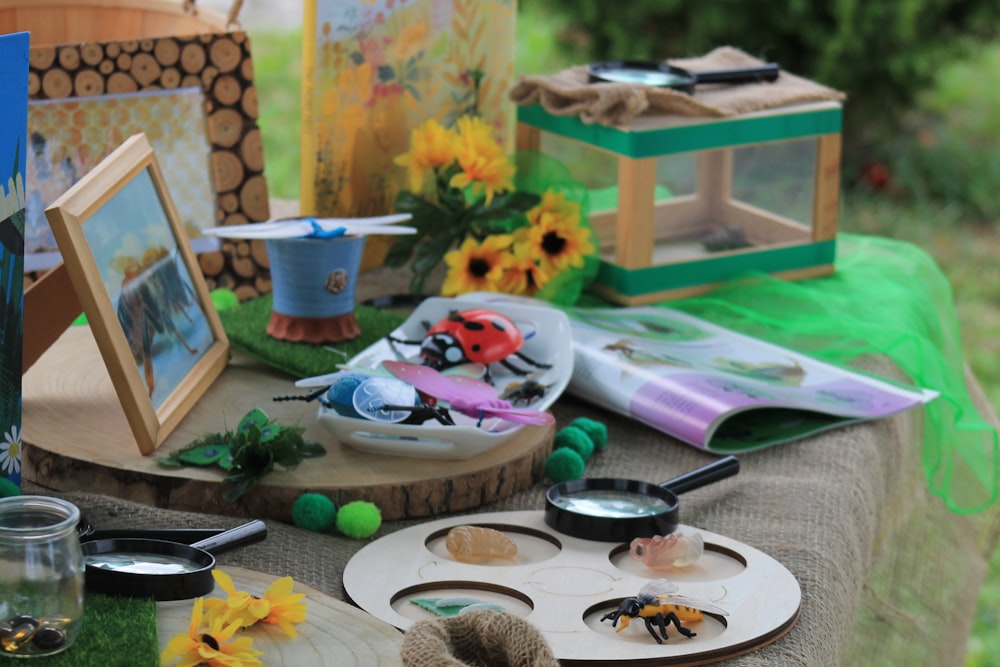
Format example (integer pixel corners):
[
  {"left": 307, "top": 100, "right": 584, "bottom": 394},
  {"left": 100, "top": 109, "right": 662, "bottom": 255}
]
[
  {"left": 0, "top": 31, "right": 28, "bottom": 487},
  {"left": 564, "top": 305, "right": 937, "bottom": 452}
]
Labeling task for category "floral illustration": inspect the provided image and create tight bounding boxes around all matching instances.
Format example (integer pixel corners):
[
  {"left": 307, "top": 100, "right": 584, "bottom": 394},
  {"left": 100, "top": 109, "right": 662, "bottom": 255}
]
[{"left": 306, "top": 0, "right": 517, "bottom": 219}]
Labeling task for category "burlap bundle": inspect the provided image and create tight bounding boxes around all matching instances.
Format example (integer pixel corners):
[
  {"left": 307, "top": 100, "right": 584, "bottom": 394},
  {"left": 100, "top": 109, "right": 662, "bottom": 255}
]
[
  {"left": 400, "top": 610, "right": 559, "bottom": 667},
  {"left": 509, "top": 46, "right": 846, "bottom": 126}
]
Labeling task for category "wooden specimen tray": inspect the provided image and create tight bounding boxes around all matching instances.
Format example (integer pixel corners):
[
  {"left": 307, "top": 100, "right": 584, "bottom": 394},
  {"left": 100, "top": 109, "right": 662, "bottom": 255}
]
[
  {"left": 343, "top": 511, "right": 800, "bottom": 666},
  {"left": 157, "top": 566, "right": 403, "bottom": 666},
  {"left": 21, "top": 326, "right": 554, "bottom": 522}
]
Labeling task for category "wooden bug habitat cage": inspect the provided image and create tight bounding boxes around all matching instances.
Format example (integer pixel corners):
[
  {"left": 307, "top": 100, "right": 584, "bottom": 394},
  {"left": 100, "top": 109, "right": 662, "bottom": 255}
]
[{"left": 516, "top": 100, "right": 842, "bottom": 305}]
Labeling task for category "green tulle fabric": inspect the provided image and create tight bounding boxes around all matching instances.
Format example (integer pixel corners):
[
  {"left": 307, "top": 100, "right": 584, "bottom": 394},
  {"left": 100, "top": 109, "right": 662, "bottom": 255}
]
[{"left": 657, "top": 233, "right": 997, "bottom": 514}]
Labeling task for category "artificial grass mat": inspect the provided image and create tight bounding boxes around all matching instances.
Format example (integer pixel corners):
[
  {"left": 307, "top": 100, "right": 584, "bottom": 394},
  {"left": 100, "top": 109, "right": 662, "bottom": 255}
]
[
  {"left": 31, "top": 594, "right": 159, "bottom": 667},
  {"left": 217, "top": 294, "right": 407, "bottom": 379}
]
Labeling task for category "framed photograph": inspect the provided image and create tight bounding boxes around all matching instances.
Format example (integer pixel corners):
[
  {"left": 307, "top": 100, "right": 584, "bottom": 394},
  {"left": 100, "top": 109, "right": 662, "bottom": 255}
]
[{"left": 45, "top": 132, "right": 230, "bottom": 455}]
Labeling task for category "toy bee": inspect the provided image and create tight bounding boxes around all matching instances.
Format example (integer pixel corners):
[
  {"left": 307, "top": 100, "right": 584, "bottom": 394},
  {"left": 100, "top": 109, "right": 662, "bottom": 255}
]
[{"left": 600, "top": 578, "right": 728, "bottom": 644}]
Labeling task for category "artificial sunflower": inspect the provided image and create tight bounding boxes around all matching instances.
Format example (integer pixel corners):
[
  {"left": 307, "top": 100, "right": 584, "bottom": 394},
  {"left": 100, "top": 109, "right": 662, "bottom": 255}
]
[
  {"left": 203, "top": 570, "right": 308, "bottom": 638},
  {"left": 524, "top": 191, "right": 595, "bottom": 274},
  {"left": 160, "top": 597, "right": 263, "bottom": 667},
  {"left": 393, "top": 117, "right": 456, "bottom": 192},
  {"left": 448, "top": 116, "right": 515, "bottom": 205},
  {"left": 441, "top": 235, "right": 514, "bottom": 296},
  {"left": 500, "top": 236, "right": 552, "bottom": 296}
]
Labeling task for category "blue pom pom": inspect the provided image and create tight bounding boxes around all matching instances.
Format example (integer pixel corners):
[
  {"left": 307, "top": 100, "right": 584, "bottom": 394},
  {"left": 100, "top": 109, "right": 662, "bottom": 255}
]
[{"left": 324, "top": 371, "right": 368, "bottom": 418}]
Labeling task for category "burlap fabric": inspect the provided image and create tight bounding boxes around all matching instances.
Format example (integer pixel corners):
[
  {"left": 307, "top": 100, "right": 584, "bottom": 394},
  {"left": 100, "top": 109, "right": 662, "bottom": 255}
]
[
  {"left": 22, "top": 261, "right": 1000, "bottom": 665},
  {"left": 26, "top": 346, "right": 1000, "bottom": 666},
  {"left": 509, "top": 46, "right": 846, "bottom": 127},
  {"left": 399, "top": 610, "right": 559, "bottom": 667}
]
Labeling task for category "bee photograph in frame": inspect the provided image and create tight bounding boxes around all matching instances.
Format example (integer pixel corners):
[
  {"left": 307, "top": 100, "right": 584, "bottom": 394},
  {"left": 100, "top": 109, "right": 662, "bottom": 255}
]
[{"left": 45, "top": 133, "right": 230, "bottom": 455}]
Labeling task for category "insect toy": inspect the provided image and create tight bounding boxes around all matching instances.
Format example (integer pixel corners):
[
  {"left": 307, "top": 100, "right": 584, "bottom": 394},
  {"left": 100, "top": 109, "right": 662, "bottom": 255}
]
[
  {"left": 387, "top": 308, "right": 552, "bottom": 381},
  {"left": 600, "top": 578, "right": 728, "bottom": 644},
  {"left": 381, "top": 360, "right": 554, "bottom": 427}
]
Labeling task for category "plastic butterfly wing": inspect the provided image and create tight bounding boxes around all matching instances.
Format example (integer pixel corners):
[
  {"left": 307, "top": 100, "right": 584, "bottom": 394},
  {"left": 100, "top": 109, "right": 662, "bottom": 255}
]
[{"left": 381, "top": 361, "right": 554, "bottom": 426}]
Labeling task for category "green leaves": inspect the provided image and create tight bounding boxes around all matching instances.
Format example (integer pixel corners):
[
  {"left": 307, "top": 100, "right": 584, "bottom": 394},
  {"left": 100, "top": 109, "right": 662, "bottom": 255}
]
[{"left": 157, "top": 409, "right": 325, "bottom": 503}]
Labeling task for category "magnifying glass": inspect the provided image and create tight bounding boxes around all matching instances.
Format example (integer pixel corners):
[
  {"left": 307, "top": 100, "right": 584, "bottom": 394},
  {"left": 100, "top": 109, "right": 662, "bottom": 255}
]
[
  {"left": 544, "top": 456, "right": 739, "bottom": 542},
  {"left": 80, "top": 519, "right": 267, "bottom": 600},
  {"left": 587, "top": 60, "right": 780, "bottom": 94}
]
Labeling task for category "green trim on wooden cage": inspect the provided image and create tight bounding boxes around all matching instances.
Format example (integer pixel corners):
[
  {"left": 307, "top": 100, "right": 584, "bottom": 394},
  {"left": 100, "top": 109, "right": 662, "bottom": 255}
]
[
  {"left": 595, "top": 240, "right": 837, "bottom": 296},
  {"left": 517, "top": 104, "right": 843, "bottom": 158}
]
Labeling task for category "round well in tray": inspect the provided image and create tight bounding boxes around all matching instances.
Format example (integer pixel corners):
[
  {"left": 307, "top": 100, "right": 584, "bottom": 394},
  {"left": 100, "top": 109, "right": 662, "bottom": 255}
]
[
  {"left": 424, "top": 524, "right": 562, "bottom": 566},
  {"left": 583, "top": 598, "right": 729, "bottom": 645},
  {"left": 390, "top": 582, "right": 534, "bottom": 622},
  {"left": 608, "top": 541, "right": 747, "bottom": 582}
]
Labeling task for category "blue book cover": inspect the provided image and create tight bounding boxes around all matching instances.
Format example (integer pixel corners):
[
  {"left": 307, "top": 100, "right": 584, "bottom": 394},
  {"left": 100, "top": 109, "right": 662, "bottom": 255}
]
[{"left": 0, "top": 31, "right": 28, "bottom": 489}]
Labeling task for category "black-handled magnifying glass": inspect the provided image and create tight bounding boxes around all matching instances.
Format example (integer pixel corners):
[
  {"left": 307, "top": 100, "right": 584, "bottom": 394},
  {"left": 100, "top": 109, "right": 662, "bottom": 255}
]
[{"left": 587, "top": 60, "right": 780, "bottom": 94}]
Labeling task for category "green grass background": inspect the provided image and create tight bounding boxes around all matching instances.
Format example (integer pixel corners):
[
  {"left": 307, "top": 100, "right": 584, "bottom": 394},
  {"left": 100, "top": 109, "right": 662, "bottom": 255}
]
[{"left": 246, "top": 6, "right": 1000, "bottom": 662}]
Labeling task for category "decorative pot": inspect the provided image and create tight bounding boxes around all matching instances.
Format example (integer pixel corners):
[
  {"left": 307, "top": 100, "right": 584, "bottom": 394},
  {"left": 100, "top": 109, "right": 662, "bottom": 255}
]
[{"left": 265, "top": 235, "right": 366, "bottom": 344}]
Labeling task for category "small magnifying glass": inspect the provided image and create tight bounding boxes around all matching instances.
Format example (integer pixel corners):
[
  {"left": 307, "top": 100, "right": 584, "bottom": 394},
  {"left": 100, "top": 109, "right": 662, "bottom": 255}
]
[
  {"left": 544, "top": 456, "right": 740, "bottom": 542},
  {"left": 80, "top": 519, "right": 267, "bottom": 600},
  {"left": 587, "top": 60, "right": 780, "bottom": 94}
]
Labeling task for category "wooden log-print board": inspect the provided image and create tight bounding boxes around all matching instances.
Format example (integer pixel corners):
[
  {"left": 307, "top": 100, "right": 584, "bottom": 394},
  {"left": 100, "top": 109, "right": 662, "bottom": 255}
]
[
  {"left": 24, "top": 30, "right": 272, "bottom": 302},
  {"left": 344, "top": 511, "right": 801, "bottom": 666}
]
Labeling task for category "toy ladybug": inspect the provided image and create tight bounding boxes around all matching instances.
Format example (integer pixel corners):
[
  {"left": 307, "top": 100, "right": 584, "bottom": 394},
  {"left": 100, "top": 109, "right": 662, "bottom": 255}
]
[{"left": 388, "top": 308, "right": 551, "bottom": 380}]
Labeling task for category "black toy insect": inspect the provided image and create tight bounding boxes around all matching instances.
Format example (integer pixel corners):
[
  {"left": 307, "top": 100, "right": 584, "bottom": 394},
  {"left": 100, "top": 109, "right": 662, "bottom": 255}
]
[{"left": 600, "top": 579, "right": 728, "bottom": 644}]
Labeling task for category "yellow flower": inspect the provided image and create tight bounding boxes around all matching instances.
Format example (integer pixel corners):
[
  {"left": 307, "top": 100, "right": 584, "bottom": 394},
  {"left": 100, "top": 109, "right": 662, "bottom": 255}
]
[
  {"left": 204, "top": 570, "right": 307, "bottom": 638},
  {"left": 442, "top": 235, "right": 514, "bottom": 296},
  {"left": 160, "top": 597, "right": 263, "bottom": 667},
  {"left": 525, "top": 191, "right": 595, "bottom": 273},
  {"left": 394, "top": 118, "right": 456, "bottom": 192},
  {"left": 449, "top": 116, "right": 515, "bottom": 205},
  {"left": 499, "top": 235, "right": 552, "bottom": 296}
]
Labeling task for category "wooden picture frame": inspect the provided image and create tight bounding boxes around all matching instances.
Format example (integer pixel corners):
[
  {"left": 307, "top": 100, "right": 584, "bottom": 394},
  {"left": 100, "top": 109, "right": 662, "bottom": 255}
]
[
  {"left": 44, "top": 132, "right": 230, "bottom": 455},
  {"left": 24, "top": 29, "right": 271, "bottom": 300}
]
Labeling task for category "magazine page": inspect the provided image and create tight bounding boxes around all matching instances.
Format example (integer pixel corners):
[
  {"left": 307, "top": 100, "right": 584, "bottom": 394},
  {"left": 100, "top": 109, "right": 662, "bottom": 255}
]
[{"left": 565, "top": 305, "right": 938, "bottom": 451}]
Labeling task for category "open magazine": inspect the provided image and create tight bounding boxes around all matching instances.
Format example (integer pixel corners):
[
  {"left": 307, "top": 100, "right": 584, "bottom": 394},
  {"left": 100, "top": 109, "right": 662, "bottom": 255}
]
[{"left": 562, "top": 305, "right": 938, "bottom": 452}]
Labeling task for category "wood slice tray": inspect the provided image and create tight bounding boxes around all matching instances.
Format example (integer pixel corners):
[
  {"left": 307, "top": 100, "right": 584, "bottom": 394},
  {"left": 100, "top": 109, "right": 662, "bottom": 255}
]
[
  {"left": 157, "top": 566, "right": 403, "bottom": 666},
  {"left": 343, "top": 511, "right": 800, "bottom": 666},
  {"left": 21, "top": 326, "right": 554, "bottom": 522}
]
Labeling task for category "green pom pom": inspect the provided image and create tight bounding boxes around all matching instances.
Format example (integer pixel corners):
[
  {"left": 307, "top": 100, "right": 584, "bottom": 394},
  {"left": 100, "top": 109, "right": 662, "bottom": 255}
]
[
  {"left": 554, "top": 425, "right": 594, "bottom": 461},
  {"left": 210, "top": 288, "right": 240, "bottom": 312},
  {"left": 0, "top": 478, "right": 20, "bottom": 498},
  {"left": 570, "top": 417, "right": 608, "bottom": 450},
  {"left": 544, "top": 447, "right": 585, "bottom": 483},
  {"left": 336, "top": 500, "right": 382, "bottom": 539},
  {"left": 292, "top": 493, "right": 338, "bottom": 532}
]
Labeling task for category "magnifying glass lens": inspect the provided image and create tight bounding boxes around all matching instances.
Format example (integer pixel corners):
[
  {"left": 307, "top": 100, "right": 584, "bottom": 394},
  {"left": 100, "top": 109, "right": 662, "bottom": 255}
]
[
  {"left": 596, "top": 68, "right": 690, "bottom": 87},
  {"left": 84, "top": 552, "right": 202, "bottom": 575},
  {"left": 551, "top": 490, "right": 671, "bottom": 518}
]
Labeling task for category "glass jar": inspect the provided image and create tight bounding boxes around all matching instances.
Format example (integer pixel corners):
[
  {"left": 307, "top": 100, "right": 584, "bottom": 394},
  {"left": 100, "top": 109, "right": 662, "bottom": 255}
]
[{"left": 0, "top": 496, "right": 84, "bottom": 658}]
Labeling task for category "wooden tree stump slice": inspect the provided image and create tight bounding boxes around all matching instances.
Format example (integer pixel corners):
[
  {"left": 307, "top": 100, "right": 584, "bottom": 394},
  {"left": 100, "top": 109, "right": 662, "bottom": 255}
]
[
  {"left": 180, "top": 42, "right": 206, "bottom": 73},
  {"left": 74, "top": 69, "right": 105, "bottom": 97},
  {"left": 240, "top": 84, "right": 259, "bottom": 118},
  {"left": 239, "top": 175, "right": 269, "bottom": 220},
  {"left": 107, "top": 71, "right": 138, "bottom": 94},
  {"left": 209, "top": 36, "right": 242, "bottom": 72},
  {"left": 198, "top": 251, "right": 226, "bottom": 278},
  {"left": 98, "top": 59, "right": 115, "bottom": 75},
  {"left": 57, "top": 46, "right": 80, "bottom": 70},
  {"left": 154, "top": 38, "right": 181, "bottom": 67},
  {"left": 30, "top": 46, "right": 56, "bottom": 70},
  {"left": 27, "top": 71, "right": 39, "bottom": 96},
  {"left": 40, "top": 68, "right": 71, "bottom": 98},
  {"left": 80, "top": 43, "right": 104, "bottom": 66},
  {"left": 207, "top": 107, "right": 242, "bottom": 148},
  {"left": 157, "top": 567, "right": 404, "bottom": 665},
  {"left": 22, "top": 328, "right": 554, "bottom": 523},
  {"left": 130, "top": 52, "right": 162, "bottom": 86},
  {"left": 211, "top": 150, "right": 245, "bottom": 192},
  {"left": 160, "top": 67, "right": 181, "bottom": 89},
  {"left": 115, "top": 52, "right": 132, "bottom": 70},
  {"left": 212, "top": 73, "right": 241, "bottom": 106}
]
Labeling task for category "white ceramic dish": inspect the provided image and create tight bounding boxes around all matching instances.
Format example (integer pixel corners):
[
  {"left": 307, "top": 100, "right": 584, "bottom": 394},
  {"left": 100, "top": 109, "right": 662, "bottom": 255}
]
[{"left": 315, "top": 297, "right": 573, "bottom": 460}]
